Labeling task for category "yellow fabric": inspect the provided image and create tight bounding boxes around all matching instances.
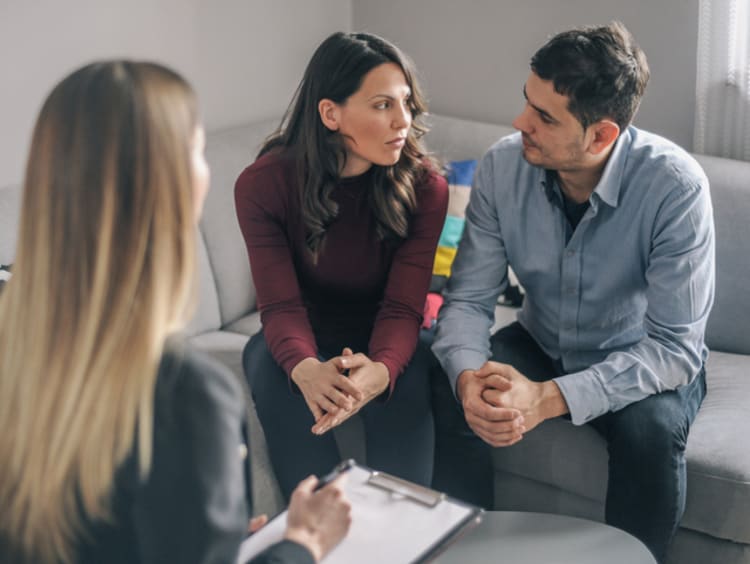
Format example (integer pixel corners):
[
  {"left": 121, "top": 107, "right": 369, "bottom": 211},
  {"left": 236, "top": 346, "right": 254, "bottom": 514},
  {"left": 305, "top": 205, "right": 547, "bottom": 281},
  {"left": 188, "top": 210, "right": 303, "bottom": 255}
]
[{"left": 433, "top": 246, "right": 458, "bottom": 277}]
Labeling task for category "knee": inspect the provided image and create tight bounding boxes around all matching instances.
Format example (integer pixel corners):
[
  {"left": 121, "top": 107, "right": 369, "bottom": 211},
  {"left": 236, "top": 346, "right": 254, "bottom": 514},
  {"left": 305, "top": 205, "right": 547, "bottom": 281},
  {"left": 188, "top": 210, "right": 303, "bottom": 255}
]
[
  {"left": 242, "top": 332, "right": 286, "bottom": 401},
  {"left": 393, "top": 341, "right": 435, "bottom": 403},
  {"left": 608, "top": 401, "right": 690, "bottom": 460}
]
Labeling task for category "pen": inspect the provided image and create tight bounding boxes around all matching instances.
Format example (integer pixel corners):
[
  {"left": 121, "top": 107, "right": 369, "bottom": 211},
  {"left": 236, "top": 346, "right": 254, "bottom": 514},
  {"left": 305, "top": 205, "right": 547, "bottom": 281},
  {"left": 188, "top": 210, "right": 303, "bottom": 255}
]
[{"left": 314, "top": 459, "right": 355, "bottom": 491}]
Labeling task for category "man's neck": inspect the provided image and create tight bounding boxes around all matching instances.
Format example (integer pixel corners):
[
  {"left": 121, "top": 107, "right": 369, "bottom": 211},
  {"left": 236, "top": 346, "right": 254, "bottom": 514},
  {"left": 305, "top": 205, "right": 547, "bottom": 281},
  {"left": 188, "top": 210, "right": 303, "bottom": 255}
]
[{"left": 556, "top": 147, "right": 614, "bottom": 203}]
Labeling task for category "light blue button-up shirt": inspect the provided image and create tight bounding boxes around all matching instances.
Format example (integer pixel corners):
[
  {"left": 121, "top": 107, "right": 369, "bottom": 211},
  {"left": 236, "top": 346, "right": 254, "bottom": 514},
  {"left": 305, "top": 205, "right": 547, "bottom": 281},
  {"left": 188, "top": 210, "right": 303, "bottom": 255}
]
[{"left": 433, "top": 127, "right": 715, "bottom": 425}]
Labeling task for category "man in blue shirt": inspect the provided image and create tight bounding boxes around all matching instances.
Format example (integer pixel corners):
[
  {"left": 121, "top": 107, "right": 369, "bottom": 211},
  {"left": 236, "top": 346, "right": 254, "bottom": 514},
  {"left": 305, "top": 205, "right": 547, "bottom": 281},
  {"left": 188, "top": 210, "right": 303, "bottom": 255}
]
[{"left": 431, "top": 22, "right": 714, "bottom": 563}]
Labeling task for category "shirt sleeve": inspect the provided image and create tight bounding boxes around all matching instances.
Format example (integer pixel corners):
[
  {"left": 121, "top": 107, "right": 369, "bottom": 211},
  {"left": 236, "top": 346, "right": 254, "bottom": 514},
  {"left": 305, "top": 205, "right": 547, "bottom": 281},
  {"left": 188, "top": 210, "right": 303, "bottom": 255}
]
[
  {"left": 554, "top": 178, "right": 715, "bottom": 424},
  {"left": 235, "top": 163, "right": 318, "bottom": 375},
  {"left": 432, "top": 153, "right": 511, "bottom": 396},
  {"left": 368, "top": 170, "right": 448, "bottom": 393}
]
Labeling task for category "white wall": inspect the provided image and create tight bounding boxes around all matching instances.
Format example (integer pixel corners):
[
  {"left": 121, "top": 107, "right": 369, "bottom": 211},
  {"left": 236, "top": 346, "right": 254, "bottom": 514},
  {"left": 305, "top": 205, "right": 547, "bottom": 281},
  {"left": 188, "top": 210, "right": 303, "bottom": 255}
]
[
  {"left": 0, "top": 0, "right": 351, "bottom": 188},
  {"left": 352, "top": 0, "right": 699, "bottom": 150}
]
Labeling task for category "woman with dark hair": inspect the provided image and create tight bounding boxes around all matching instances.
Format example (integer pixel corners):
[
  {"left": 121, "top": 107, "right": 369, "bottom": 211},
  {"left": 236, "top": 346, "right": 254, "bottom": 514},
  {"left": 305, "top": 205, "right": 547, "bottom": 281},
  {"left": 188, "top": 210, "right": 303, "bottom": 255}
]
[
  {"left": 0, "top": 60, "right": 350, "bottom": 564},
  {"left": 235, "top": 32, "right": 448, "bottom": 499}
]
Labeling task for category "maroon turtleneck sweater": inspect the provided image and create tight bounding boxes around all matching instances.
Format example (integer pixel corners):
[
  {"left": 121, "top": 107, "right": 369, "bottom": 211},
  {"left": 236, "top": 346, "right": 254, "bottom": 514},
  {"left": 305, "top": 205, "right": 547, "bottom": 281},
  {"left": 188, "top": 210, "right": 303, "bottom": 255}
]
[{"left": 234, "top": 151, "right": 448, "bottom": 392}]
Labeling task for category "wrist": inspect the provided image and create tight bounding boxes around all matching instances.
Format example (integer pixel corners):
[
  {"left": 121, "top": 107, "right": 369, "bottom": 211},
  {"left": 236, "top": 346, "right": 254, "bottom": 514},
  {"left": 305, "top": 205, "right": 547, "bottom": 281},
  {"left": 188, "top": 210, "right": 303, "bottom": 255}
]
[
  {"left": 291, "top": 357, "right": 319, "bottom": 384},
  {"left": 373, "top": 361, "right": 390, "bottom": 392},
  {"left": 540, "top": 380, "right": 569, "bottom": 419},
  {"left": 284, "top": 526, "right": 323, "bottom": 562},
  {"left": 456, "top": 370, "right": 474, "bottom": 403}
]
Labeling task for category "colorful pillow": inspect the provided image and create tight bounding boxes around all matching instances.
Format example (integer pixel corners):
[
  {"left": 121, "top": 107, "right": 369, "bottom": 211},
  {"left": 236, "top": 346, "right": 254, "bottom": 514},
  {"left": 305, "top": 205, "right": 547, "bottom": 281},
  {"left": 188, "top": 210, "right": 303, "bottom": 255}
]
[
  {"left": 430, "top": 159, "right": 476, "bottom": 292},
  {"left": 422, "top": 159, "right": 524, "bottom": 332}
]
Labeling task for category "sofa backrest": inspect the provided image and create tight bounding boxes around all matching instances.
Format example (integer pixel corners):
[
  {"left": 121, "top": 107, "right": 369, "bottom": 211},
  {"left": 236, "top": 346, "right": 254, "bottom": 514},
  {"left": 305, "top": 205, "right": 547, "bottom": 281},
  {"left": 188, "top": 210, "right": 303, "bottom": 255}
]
[
  {"left": 0, "top": 182, "right": 21, "bottom": 269},
  {"left": 200, "top": 117, "right": 280, "bottom": 328},
  {"left": 424, "top": 114, "right": 516, "bottom": 162},
  {"left": 694, "top": 153, "right": 750, "bottom": 354}
]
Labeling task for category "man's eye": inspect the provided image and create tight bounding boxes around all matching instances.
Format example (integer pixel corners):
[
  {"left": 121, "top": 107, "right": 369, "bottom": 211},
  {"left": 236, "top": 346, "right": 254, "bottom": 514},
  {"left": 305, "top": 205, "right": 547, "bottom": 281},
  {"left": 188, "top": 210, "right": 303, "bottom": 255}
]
[{"left": 539, "top": 114, "right": 553, "bottom": 124}]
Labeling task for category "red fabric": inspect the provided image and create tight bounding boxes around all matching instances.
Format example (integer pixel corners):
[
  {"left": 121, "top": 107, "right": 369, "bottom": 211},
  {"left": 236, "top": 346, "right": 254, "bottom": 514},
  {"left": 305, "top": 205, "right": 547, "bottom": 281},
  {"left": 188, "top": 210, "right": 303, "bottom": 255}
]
[
  {"left": 422, "top": 292, "right": 444, "bottom": 329},
  {"left": 234, "top": 151, "right": 448, "bottom": 392}
]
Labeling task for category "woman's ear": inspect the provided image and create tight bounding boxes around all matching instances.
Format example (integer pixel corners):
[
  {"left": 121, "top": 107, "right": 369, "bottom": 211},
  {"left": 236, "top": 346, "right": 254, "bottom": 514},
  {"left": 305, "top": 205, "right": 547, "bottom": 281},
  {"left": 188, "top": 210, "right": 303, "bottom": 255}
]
[
  {"left": 318, "top": 99, "right": 340, "bottom": 131},
  {"left": 588, "top": 119, "right": 620, "bottom": 155}
]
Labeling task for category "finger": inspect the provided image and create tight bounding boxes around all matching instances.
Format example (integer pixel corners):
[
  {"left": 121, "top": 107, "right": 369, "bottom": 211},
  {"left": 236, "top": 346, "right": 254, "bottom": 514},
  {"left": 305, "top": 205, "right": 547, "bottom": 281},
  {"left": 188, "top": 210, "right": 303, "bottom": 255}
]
[
  {"left": 302, "top": 395, "right": 324, "bottom": 422},
  {"left": 474, "top": 361, "right": 511, "bottom": 378},
  {"left": 326, "top": 385, "right": 357, "bottom": 410},
  {"left": 248, "top": 514, "right": 268, "bottom": 533},
  {"left": 333, "top": 374, "right": 364, "bottom": 401},
  {"left": 481, "top": 431, "right": 524, "bottom": 448},
  {"left": 465, "top": 410, "right": 524, "bottom": 436},
  {"left": 311, "top": 412, "right": 335, "bottom": 435},
  {"left": 294, "top": 474, "right": 319, "bottom": 495},
  {"left": 316, "top": 394, "right": 343, "bottom": 415},
  {"left": 481, "top": 388, "right": 507, "bottom": 407},
  {"left": 482, "top": 374, "right": 513, "bottom": 392},
  {"left": 335, "top": 352, "right": 370, "bottom": 371},
  {"left": 467, "top": 416, "right": 524, "bottom": 446},
  {"left": 342, "top": 347, "right": 353, "bottom": 356},
  {"left": 312, "top": 407, "right": 357, "bottom": 435},
  {"left": 467, "top": 399, "right": 522, "bottom": 422}
]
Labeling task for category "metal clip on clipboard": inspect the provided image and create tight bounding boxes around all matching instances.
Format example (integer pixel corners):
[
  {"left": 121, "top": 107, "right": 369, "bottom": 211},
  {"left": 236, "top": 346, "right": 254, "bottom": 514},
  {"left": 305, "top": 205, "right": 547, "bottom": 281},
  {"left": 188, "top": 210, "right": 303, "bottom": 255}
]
[{"left": 366, "top": 470, "right": 446, "bottom": 507}]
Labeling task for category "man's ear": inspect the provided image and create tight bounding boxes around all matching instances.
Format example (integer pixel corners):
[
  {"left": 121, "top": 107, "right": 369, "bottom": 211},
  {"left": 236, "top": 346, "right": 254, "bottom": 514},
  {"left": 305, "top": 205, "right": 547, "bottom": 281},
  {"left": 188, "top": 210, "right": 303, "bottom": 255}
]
[
  {"left": 588, "top": 120, "right": 620, "bottom": 155},
  {"left": 318, "top": 99, "right": 340, "bottom": 131}
]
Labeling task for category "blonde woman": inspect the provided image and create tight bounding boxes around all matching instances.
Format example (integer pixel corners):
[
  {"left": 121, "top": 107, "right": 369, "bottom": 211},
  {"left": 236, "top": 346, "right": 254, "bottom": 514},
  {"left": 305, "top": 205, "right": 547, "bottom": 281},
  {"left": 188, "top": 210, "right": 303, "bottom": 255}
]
[{"left": 0, "top": 61, "right": 350, "bottom": 564}]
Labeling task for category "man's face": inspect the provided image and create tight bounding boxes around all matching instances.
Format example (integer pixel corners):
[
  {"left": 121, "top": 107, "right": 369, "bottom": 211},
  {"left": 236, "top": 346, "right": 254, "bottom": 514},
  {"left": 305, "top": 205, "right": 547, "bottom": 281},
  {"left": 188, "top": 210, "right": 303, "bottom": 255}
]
[{"left": 511, "top": 72, "right": 589, "bottom": 171}]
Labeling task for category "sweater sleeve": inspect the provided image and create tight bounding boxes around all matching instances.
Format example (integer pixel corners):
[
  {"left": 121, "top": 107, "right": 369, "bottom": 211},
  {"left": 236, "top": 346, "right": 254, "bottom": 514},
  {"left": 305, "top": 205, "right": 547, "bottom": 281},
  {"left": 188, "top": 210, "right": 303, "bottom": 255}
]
[
  {"left": 369, "top": 170, "right": 448, "bottom": 393},
  {"left": 235, "top": 159, "right": 318, "bottom": 375}
]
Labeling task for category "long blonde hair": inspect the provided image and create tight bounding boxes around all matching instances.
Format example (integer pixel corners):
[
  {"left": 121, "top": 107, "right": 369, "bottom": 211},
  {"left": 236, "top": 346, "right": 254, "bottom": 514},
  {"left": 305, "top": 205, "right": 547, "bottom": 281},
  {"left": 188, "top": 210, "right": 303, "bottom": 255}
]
[{"left": 0, "top": 61, "right": 199, "bottom": 563}]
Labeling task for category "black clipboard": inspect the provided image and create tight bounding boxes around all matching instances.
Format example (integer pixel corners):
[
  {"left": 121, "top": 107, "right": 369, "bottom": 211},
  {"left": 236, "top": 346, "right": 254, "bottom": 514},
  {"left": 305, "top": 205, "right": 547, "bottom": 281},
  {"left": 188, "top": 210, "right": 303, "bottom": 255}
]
[{"left": 237, "top": 459, "right": 483, "bottom": 563}]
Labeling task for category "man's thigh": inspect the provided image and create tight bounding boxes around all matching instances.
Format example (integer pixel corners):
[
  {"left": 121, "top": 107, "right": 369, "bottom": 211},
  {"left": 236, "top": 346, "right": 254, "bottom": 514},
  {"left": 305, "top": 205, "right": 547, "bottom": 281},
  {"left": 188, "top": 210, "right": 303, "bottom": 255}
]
[
  {"left": 588, "top": 367, "right": 707, "bottom": 448},
  {"left": 490, "top": 322, "right": 559, "bottom": 383}
]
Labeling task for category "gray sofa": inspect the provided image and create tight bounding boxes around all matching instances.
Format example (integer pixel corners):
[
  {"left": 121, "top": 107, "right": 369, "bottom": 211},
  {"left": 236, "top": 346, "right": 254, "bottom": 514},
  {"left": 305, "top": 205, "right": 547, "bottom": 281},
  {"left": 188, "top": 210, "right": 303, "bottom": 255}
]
[{"left": 0, "top": 114, "right": 747, "bottom": 564}]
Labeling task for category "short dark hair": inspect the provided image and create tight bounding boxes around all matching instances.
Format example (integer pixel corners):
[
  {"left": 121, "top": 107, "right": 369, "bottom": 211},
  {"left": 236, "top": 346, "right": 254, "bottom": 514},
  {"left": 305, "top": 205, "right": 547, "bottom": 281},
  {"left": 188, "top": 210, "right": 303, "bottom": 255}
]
[{"left": 530, "top": 21, "right": 650, "bottom": 130}]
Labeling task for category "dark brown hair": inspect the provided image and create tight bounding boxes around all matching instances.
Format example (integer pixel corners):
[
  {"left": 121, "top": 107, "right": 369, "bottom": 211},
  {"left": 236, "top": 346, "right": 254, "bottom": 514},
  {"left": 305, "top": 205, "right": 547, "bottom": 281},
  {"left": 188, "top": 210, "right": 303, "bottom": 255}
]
[
  {"left": 260, "top": 31, "right": 434, "bottom": 258},
  {"left": 531, "top": 21, "right": 650, "bottom": 130}
]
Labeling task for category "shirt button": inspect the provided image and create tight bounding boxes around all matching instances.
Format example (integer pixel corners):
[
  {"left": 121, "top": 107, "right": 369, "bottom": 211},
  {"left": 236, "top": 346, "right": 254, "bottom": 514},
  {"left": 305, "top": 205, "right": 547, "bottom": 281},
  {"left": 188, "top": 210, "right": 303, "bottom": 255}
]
[
  {"left": 566, "top": 249, "right": 576, "bottom": 257},
  {"left": 564, "top": 325, "right": 574, "bottom": 331},
  {"left": 566, "top": 287, "right": 577, "bottom": 295}
]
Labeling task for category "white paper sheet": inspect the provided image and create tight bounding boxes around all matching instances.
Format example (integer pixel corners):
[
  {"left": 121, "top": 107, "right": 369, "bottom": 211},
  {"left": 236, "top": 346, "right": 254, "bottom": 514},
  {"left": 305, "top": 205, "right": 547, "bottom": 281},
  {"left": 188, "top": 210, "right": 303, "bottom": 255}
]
[{"left": 237, "top": 465, "right": 478, "bottom": 563}]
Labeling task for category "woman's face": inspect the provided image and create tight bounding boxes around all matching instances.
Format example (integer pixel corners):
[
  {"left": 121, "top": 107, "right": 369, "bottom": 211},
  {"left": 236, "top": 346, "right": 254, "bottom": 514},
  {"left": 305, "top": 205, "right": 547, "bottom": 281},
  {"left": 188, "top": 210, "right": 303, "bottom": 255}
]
[
  {"left": 191, "top": 125, "right": 210, "bottom": 222},
  {"left": 329, "top": 62, "right": 413, "bottom": 177}
]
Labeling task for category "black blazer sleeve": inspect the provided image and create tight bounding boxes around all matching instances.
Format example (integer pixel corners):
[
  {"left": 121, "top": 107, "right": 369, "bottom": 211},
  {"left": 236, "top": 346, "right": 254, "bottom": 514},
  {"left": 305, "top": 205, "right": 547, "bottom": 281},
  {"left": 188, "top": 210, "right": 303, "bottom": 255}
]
[{"left": 131, "top": 345, "right": 313, "bottom": 564}]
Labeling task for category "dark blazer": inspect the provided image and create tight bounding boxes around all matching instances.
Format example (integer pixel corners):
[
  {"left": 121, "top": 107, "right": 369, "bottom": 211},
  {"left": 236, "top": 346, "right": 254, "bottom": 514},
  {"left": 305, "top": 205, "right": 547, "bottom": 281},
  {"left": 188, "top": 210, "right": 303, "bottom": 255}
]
[{"left": 0, "top": 339, "right": 313, "bottom": 564}]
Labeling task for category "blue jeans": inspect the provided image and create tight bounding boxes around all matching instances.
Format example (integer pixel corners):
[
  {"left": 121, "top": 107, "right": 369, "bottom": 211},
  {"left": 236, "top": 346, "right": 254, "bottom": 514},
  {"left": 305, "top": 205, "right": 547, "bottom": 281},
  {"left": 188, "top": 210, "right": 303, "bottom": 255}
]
[
  {"left": 431, "top": 322, "right": 706, "bottom": 563},
  {"left": 244, "top": 331, "right": 435, "bottom": 500}
]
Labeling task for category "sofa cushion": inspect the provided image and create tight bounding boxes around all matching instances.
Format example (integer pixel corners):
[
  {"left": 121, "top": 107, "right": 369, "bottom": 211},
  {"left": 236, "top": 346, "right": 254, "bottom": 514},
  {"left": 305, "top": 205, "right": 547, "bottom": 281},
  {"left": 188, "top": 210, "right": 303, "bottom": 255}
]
[
  {"left": 693, "top": 153, "right": 750, "bottom": 355},
  {"left": 201, "top": 118, "right": 280, "bottom": 327},
  {"left": 491, "top": 348, "right": 750, "bottom": 545},
  {"left": 681, "top": 349, "right": 750, "bottom": 543},
  {"left": 224, "top": 311, "right": 263, "bottom": 340}
]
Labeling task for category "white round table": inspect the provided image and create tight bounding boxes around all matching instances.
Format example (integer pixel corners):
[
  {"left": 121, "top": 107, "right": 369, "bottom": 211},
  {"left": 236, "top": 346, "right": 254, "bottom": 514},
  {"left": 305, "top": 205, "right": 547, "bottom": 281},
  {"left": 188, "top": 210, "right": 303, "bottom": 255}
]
[{"left": 432, "top": 511, "right": 657, "bottom": 563}]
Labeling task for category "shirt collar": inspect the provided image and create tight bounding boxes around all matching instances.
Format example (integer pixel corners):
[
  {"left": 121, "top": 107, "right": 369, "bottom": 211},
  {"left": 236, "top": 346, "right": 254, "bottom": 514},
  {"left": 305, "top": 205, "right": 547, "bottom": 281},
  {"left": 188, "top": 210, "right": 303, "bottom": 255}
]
[
  {"left": 537, "top": 127, "right": 633, "bottom": 209},
  {"left": 590, "top": 127, "right": 632, "bottom": 208}
]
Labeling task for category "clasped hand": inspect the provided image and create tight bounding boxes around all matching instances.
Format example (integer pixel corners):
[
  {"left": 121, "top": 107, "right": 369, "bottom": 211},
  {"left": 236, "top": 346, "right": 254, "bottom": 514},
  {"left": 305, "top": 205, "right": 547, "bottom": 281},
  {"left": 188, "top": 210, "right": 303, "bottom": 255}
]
[
  {"left": 458, "top": 361, "right": 567, "bottom": 448},
  {"left": 290, "top": 348, "right": 389, "bottom": 435}
]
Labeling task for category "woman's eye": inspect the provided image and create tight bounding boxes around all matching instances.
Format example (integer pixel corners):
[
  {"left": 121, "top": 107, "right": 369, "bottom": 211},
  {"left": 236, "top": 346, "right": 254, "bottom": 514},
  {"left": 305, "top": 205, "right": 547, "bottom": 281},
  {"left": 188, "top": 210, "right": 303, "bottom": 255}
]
[{"left": 374, "top": 101, "right": 390, "bottom": 110}]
